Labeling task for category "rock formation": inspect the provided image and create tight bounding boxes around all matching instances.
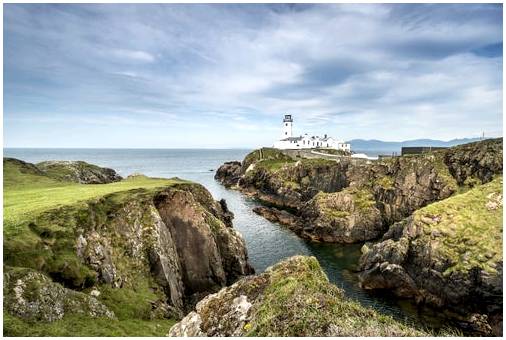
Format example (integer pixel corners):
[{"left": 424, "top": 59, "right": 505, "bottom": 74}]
[
  {"left": 168, "top": 256, "right": 430, "bottom": 337},
  {"left": 215, "top": 139, "right": 503, "bottom": 244},
  {"left": 4, "top": 267, "right": 115, "bottom": 322},
  {"left": 4, "top": 159, "right": 253, "bottom": 333},
  {"left": 358, "top": 176, "right": 503, "bottom": 336},
  {"left": 3, "top": 157, "right": 123, "bottom": 184},
  {"left": 214, "top": 161, "right": 242, "bottom": 188},
  {"left": 36, "top": 160, "right": 123, "bottom": 183}
]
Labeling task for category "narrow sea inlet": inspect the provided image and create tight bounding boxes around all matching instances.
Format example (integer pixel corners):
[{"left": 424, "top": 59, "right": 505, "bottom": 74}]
[{"left": 3, "top": 147, "right": 447, "bottom": 331}]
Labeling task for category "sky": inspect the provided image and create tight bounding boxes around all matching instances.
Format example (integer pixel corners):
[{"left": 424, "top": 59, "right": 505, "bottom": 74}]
[{"left": 3, "top": 3, "right": 503, "bottom": 148}]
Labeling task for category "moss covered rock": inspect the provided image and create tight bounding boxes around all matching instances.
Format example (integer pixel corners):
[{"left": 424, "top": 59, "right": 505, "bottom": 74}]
[
  {"left": 300, "top": 188, "right": 382, "bottom": 242},
  {"left": 4, "top": 159, "right": 253, "bottom": 335},
  {"left": 36, "top": 160, "right": 122, "bottom": 184},
  {"left": 359, "top": 176, "right": 503, "bottom": 335},
  {"left": 4, "top": 267, "right": 115, "bottom": 322},
  {"left": 169, "top": 256, "right": 430, "bottom": 336}
]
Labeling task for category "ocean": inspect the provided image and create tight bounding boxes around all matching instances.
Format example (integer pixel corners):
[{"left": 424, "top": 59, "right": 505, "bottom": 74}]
[{"left": 3, "top": 148, "right": 445, "bottom": 329}]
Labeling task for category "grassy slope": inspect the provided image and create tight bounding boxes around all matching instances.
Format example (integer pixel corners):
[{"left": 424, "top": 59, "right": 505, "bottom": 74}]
[
  {"left": 3, "top": 159, "right": 184, "bottom": 336},
  {"left": 4, "top": 159, "right": 181, "bottom": 226},
  {"left": 249, "top": 256, "right": 458, "bottom": 336},
  {"left": 4, "top": 313, "right": 175, "bottom": 337},
  {"left": 415, "top": 175, "right": 503, "bottom": 275}
]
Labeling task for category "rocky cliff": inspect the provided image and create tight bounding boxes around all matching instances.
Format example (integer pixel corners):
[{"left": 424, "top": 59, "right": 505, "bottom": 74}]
[
  {"left": 4, "top": 158, "right": 253, "bottom": 336},
  {"left": 168, "top": 256, "right": 434, "bottom": 336},
  {"left": 36, "top": 160, "right": 123, "bottom": 183},
  {"left": 358, "top": 176, "right": 503, "bottom": 336},
  {"left": 4, "top": 157, "right": 123, "bottom": 184},
  {"left": 215, "top": 139, "right": 502, "bottom": 243}
]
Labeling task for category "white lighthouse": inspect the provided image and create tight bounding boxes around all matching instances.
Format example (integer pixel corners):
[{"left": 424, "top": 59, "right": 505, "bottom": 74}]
[
  {"left": 273, "top": 114, "right": 351, "bottom": 152},
  {"left": 282, "top": 114, "right": 293, "bottom": 138}
]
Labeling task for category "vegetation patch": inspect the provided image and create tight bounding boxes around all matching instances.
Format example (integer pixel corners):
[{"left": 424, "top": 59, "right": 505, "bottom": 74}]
[
  {"left": 3, "top": 312, "right": 175, "bottom": 337},
  {"left": 375, "top": 176, "right": 394, "bottom": 189},
  {"left": 3, "top": 159, "right": 186, "bottom": 336},
  {"left": 350, "top": 188, "right": 376, "bottom": 210},
  {"left": 256, "top": 159, "right": 295, "bottom": 172},
  {"left": 242, "top": 148, "right": 293, "bottom": 170},
  {"left": 414, "top": 176, "right": 503, "bottom": 276},
  {"left": 249, "top": 257, "right": 429, "bottom": 336}
]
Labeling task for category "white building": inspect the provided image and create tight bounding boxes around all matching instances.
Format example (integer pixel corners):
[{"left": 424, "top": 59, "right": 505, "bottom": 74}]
[{"left": 273, "top": 114, "right": 351, "bottom": 152}]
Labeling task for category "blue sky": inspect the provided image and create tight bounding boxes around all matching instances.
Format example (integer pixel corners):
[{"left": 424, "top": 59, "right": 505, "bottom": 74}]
[{"left": 4, "top": 3, "right": 503, "bottom": 148}]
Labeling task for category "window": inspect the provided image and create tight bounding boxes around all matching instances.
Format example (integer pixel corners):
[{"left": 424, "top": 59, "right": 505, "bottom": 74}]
[
  {"left": 285, "top": 132, "right": 287, "bottom": 135},
  {"left": 285, "top": 123, "right": 288, "bottom": 126}
]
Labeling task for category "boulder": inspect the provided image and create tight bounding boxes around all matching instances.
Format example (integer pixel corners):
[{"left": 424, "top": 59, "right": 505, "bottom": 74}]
[
  {"left": 3, "top": 267, "right": 115, "bottom": 322},
  {"left": 214, "top": 161, "right": 242, "bottom": 188}
]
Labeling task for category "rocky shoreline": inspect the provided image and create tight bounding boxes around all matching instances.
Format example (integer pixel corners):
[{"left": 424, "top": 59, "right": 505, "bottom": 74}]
[
  {"left": 3, "top": 139, "right": 503, "bottom": 336},
  {"left": 214, "top": 138, "right": 503, "bottom": 335}
]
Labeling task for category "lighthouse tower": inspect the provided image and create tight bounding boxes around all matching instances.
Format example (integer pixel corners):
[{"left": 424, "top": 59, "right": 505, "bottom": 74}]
[{"left": 282, "top": 114, "right": 293, "bottom": 138}]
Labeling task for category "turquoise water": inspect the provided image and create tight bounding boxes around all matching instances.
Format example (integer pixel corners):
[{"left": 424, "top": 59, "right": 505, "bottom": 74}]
[{"left": 3, "top": 148, "right": 445, "bottom": 329}]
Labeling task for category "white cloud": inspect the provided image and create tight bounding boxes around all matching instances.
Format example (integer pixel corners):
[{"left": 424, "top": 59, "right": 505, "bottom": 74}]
[
  {"left": 111, "top": 49, "right": 155, "bottom": 62},
  {"left": 3, "top": 4, "right": 503, "bottom": 147}
]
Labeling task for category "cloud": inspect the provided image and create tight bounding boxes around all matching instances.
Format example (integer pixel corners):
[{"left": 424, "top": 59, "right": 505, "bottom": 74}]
[
  {"left": 110, "top": 49, "right": 155, "bottom": 62},
  {"left": 3, "top": 3, "right": 503, "bottom": 148}
]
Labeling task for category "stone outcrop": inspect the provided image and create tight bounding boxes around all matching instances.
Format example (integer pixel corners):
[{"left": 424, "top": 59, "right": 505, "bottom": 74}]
[
  {"left": 4, "top": 267, "right": 115, "bottom": 322},
  {"left": 215, "top": 139, "right": 503, "bottom": 243},
  {"left": 66, "top": 182, "right": 253, "bottom": 316},
  {"left": 4, "top": 159, "right": 253, "bottom": 327},
  {"left": 443, "top": 138, "right": 503, "bottom": 185},
  {"left": 4, "top": 157, "right": 123, "bottom": 184},
  {"left": 169, "top": 256, "right": 429, "bottom": 337},
  {"left": 358, "top": 176, "right": 503, "bottom": 336},
  {"left": 214, "top": 161, "right": 242, "bottom": 188},
  {"left": 252, "top": 206, "right": 298, "bottom": 226},
  {"left": 36, "top": 160, "right": 123, "bottom": 184}
]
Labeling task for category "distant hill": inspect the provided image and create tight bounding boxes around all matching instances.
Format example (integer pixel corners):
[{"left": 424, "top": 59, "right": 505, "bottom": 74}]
[{"left": 349, "top": 137, "right": 485, "bottom": 154}]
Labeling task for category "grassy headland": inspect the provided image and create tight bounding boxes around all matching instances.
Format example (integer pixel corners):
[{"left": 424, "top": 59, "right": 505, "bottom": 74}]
[{"left": 3, "top": 158, "right": 184, "bottom": 336}]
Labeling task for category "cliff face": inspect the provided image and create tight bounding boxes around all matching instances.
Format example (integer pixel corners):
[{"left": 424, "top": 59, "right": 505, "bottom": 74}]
[
  {"left": 168, "top": 256, "right": 431, "bottom": 337},
  {"left": 215, "top": 139, "right": 502, "bottom": 243},
  {"left": 358, "top": 176, "right": 503, "bottom": 336},
  {"left": 4, "top": 159, "right": 253, "bottom": 335}
]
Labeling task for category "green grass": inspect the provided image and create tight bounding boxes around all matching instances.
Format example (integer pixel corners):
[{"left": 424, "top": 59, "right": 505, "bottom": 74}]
[
  {"left": 414, "top": 176, "right": 503, "bottom": 275},
  {"left": 242, "top": 148, "right": 293, "bottom": 170},
  {"left": 4, "top": 158, "right": 184, "bottom": 336},
  {"left": 4, "top": 175, "right": 184, "bottom": 226},
  {"left": 3, "top": 312, "right": 175, "bottom": 337},
  {"left": 4, "top": 160, "right": 186, "bottom": 279},
  {"left": 375, "top": 176, "right": 394, "bottom": 189},
  {"left": 256, "top": 159, "right": 295, "bottom": 172},
  {"left": 249, "top": 256, "right": 429, "bottom": 336}
]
